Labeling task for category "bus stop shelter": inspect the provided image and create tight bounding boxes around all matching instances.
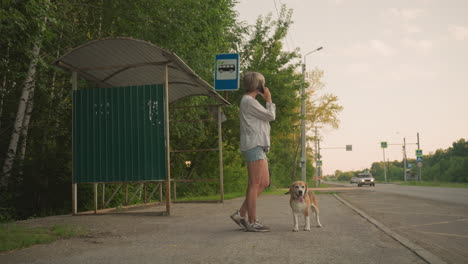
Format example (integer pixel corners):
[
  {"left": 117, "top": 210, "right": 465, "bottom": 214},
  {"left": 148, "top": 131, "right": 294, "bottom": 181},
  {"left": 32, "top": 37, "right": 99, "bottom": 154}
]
[{"left": 54, "top": 37, "right": 229, "bottom": 215}]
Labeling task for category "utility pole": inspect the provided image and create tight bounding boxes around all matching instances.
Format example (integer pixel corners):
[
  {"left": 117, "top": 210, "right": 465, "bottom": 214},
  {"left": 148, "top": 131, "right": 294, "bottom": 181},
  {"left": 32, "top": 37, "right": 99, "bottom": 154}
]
[
  {"left": 417, "top": 132, "right": 421, "bottom": 182},
  {"left": 317, "top": 137, "right": 321, "bottom": 187},
  {"left": 314, "top": 127, "right": 319, "bottom": 187},
  {"left": 301, "top": 63, "right": 307, "bottom": 182},
  {"left": 403, "top": 137, "right": 407, "bottom": 181},
  {"left": 383, "top": 136, "right": 420, "bottom": 182},
  {"left": 300, "top": 47, "right": 323, "bottom": 183},
  {"left": 382, "top": 147, "right": 387, "bottom": 182}
]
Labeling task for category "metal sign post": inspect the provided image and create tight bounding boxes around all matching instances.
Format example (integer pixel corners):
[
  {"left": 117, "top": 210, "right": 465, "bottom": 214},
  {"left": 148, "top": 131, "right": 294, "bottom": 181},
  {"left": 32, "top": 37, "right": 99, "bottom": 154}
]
[
  {"left": 416, "top": 132, "right": 422, "bottom": 182},
  {"left": 418, "top": 133, "right": 421, "bottom": 182},
  {"left": 381, "top": 142, "right": 388, "bottom": 182},
  {"left": 164, "top": 63, "right": 171, "bottom": 215},
  {"left": 72, "top": 71, "right": 78, "bottom": 215},
  {"left": 379, "top": 133, "right": 421, "bottom": 183}
]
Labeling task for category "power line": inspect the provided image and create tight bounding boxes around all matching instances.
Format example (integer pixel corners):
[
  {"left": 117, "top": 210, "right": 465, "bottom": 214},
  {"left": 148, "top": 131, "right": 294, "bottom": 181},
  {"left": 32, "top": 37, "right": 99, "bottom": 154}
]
[
  {"left": 272, "top": 0, "right": 292, "bottom": 52},
  {"left": 273, "top": 0, "right": 280, "bottom": 17},
  {"left": 279, "top": 0, "right": 297, "bottom": 53}
]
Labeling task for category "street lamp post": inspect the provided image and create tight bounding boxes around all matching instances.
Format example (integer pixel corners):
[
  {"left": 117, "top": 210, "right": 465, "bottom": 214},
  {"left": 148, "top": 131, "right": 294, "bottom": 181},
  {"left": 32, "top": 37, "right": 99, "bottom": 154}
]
[
  {"left": 301, "top": 46, "right": 323, "bottom": 183},
  {"left": 314, "top": 127, "right": 319, "bottom": 187}
]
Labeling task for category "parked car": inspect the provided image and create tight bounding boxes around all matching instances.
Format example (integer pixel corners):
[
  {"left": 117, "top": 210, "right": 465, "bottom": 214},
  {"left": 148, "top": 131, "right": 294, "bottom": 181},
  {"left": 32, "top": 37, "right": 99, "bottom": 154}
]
[
  {"left": 350, "top": 177, "right": 358, "bottom": 184},
  {"left": 356, "top": 173, "right": 375, "bottom": 187}
]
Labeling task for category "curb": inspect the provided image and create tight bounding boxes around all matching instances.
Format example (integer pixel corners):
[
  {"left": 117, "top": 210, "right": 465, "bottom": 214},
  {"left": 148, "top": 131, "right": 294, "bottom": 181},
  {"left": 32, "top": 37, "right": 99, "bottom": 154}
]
[{"left": 334, "top": 194, "right": 446, "bottom": 264}]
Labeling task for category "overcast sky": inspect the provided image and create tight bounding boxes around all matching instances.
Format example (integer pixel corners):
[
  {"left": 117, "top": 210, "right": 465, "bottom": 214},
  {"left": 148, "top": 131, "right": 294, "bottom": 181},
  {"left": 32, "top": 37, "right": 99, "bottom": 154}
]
[{"left": 235, "top": 0, "right": 468, "bottom": 175}]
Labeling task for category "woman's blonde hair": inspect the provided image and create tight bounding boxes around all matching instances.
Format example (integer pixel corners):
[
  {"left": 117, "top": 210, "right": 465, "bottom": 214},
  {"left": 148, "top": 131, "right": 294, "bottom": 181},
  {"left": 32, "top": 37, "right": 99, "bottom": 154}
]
[{"left": 243, "top": 72, "right": 265, "bottom": 93}]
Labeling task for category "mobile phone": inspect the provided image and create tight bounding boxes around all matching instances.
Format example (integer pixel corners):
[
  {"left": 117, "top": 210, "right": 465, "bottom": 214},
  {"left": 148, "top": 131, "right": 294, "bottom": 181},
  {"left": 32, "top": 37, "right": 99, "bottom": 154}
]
[{"left": 257, "top": 83, "right": 265, "bottom": 94}]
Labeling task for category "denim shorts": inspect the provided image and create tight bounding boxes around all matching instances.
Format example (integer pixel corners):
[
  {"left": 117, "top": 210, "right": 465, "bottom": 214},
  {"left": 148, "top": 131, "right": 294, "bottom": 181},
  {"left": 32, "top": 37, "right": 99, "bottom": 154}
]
[{"left": 242, "top": 146, "right": 268, "bottom": 162}]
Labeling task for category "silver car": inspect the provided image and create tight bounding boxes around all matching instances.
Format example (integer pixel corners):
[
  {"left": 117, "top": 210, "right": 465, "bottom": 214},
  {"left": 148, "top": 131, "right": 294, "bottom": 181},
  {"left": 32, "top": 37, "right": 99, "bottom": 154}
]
[
  {"left": 350, "top": 177, "right": 359, "bottom": 184},
  {"left": 356, "top": 173, "right": 375, "bottom": 187}
]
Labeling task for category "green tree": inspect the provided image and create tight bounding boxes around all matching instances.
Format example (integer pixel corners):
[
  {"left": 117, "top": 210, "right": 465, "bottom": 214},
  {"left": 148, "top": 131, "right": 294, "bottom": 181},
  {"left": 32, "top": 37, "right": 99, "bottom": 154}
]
[
  {"left": 448, "top": 138, "right": 468, "bottom": 157},
  {"left": 0, "top": 0, "right": 240, "bottom": 219},
  {"left": 225, "top": 6, "right": 343, "bottom": 186},
  {"left": 220, "top": 6, "right": 304, "bottom": 188},
  {"left": 1, "top": 1, "right": 346, "bottom": 220}
]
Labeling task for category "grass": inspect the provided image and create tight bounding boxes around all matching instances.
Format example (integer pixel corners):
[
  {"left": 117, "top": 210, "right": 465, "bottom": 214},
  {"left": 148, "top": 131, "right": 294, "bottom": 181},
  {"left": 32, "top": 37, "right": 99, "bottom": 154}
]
[
  {"left": 396, "top": 181, "right": 468, "bottom": 188},
  {"left": 175, "top": 184, "right": 333, "bottom": 202},
  {"left": 0, "top": 223, "right": 87, "bottom": 252},
  {"left": 175, "top": 188, "right": 289, "bottom": 201},
  {"left": 326, "top": 181, "right": 349, "bottom": 185},
  {"left": 315, "top": 183, "right": 330, "bottom": 188},
  {"left": 264, "top": 188, "right": 289, "bottom": 195},
  {"left": 314, "top": 192, "right": 337, "bottom": 195},
  {"left": 175, "top": 192, "right": 245, "bottom": 202}
]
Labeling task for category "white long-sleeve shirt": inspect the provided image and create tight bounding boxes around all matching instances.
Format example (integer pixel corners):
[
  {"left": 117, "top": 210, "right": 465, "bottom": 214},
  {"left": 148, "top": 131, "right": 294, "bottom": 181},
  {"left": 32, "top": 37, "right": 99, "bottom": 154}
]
[{"left": 240, "top": 94, "right": 276, "bottom": 151}]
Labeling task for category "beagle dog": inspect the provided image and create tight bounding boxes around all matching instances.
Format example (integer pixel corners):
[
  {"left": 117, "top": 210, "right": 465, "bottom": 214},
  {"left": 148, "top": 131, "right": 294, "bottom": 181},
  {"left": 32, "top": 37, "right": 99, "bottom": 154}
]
[{"left": 289, "top": 181, "right": 322, "bottom": 231}]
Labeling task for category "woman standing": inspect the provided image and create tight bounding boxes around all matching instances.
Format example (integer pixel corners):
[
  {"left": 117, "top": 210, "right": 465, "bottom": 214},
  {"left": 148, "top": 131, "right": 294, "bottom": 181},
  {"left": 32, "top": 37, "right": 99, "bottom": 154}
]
[{"left": 230, "top": 72, "right": 276, "bottom": 232}]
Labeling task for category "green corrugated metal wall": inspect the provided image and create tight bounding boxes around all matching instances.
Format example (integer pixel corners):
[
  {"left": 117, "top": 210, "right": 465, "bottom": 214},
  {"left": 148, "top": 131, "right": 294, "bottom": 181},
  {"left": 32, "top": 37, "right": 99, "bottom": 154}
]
[{"left": 72, "top": 84, "right": 167, "bottom": 183}]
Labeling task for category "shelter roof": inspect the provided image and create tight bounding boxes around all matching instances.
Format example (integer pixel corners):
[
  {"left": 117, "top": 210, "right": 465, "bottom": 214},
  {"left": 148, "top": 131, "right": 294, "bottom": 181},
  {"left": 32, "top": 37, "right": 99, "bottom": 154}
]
[{"left": 54, "top": 37, "right": 229, "bottom": 105}]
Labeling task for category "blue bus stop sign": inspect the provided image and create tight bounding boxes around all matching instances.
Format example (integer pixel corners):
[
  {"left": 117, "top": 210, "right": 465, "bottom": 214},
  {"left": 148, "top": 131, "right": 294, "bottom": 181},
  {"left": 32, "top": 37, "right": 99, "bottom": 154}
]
[{"left": 215, "top": 53, "right": 239, "bottom": 91}]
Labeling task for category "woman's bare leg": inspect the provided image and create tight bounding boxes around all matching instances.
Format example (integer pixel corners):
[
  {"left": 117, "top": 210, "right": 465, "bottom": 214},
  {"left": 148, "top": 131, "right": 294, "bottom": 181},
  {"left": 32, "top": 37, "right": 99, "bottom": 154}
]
[
  {"left": 239, "top": 159, "right": 270, "bottom": 223},
  {"left": 258, "top": 159, "right": 270, "bottom": 193}
]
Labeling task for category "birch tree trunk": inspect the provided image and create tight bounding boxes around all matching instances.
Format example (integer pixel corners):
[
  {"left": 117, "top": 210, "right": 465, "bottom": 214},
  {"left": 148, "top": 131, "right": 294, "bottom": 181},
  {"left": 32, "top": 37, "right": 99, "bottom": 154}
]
[
  {"left": 49, "top": 25, "right": 63, "bottom": 131},
  {"left": 19, "top": 84, "right": 36, "bottom": 166},
  {"left": 0, "top": 76, "right": 6, "bottom": 131},
  {"left": 0, "top": 0, "right": 50, "bottom": 187},
  {"left": 98, "top": 0, "right": 103, "bottom": 38},
  {"left": 0, "top": 45, "right": 10, "bottom": 130},
  {"left": 1, "top": 40, "right": 42, "bottom": 187}
]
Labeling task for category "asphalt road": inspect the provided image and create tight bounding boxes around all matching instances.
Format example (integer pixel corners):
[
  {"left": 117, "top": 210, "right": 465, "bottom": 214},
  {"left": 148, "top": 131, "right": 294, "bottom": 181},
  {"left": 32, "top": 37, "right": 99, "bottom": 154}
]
[
  {"left": 326, "top": 182, "right": 468, "bottom": 264},
  {"left": 331, "top": 182, "right": 468, "bottom": 206},
  {"left": 1, "top": 194, "right": 425, "bottom": 264}
]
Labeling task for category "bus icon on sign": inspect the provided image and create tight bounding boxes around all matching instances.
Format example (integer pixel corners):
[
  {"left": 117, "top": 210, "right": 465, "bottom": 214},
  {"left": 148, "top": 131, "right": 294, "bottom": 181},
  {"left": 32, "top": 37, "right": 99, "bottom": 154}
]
[{"left": 218, "top": 64, "right": 236, "bottom": 73}]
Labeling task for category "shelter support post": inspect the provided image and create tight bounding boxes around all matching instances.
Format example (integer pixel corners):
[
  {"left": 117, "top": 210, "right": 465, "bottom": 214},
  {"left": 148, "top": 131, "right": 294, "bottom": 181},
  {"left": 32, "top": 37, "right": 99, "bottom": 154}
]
[
  {"left": 72, "top": 184, "right": 77, "bottom": 215},
  {"left": 164, "top": 63, "right": 171, "bottom": 215},
  {"left": 218, "top": 106, "right": 224, "bottom": 202},
  {"left": 102, "top": 184, "right": 105, "bottom": 209},
  {"left": 94, "top": 183, "right": 98, "bottom": 214},
  {"left": 71, "top": 71, "right": 77, "bottom": 215}
]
